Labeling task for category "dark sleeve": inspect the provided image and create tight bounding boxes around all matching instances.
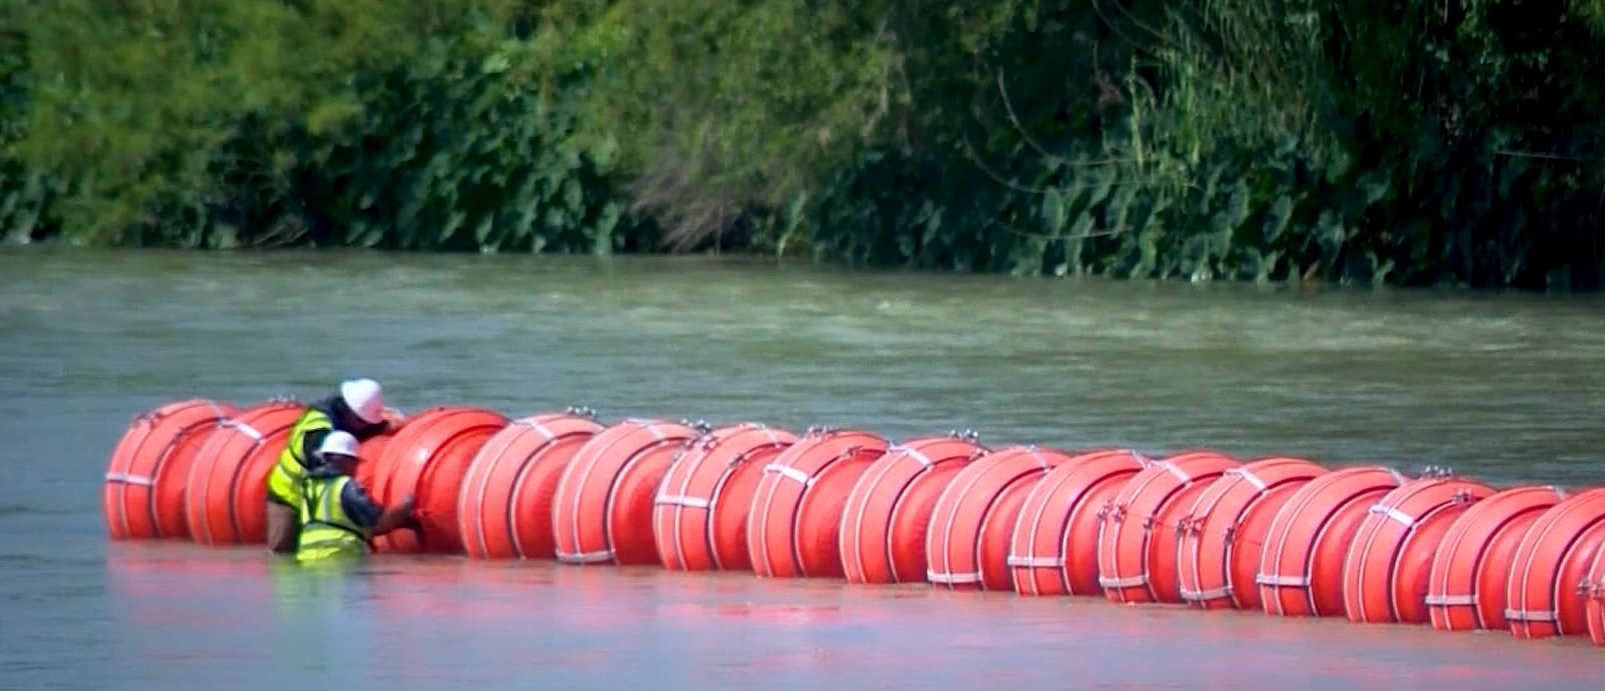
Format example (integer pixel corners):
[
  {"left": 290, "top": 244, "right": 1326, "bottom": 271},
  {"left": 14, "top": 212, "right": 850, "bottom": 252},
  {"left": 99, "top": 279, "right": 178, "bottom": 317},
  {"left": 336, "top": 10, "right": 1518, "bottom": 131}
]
[
  {"left": 299, "top": 428, "right": 331, "bottom": 467},
  {"left": 340, "top": 480, "right": 386, "bottom": 529},
  {"left": 352, "top": 419, "right": 389, "bottom": 441}
]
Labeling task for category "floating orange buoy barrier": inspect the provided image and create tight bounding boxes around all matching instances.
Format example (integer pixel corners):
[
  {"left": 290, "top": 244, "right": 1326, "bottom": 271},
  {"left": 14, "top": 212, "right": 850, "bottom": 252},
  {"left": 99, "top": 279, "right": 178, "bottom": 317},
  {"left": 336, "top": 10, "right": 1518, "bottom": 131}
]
[
  {"left": 1425, "top": 485, "right": 1568, "bottom": 632},
  {"left": 104, "top": 399, "right": 236, "bottom": 541},
  {"left": 1256, "top": 465, "right": 1405, "bottom": 617},
  {"left": 1097, "top": 451, "right": 1241, "bottom": 604},
  {"left": 653, "top": 423, "right": 799, "bottom": 571},
  {"left": 457, "top": 409, "right": 606, "bottom": 560},
  {"left": 1505, "top": 486, "right": 1605, "bottom": 639},
  {"left": 1175, "top": 457, "right": 1327, "bottom": 610},
  {"left": 109, "top": 395, "right": 1605, "bottom": 653},
  {"left": 552, "top": 418, "right": 709, "bottom": 566},
  {"left": 370, "top": 407, "right": 509, "bottom": 554},
  {"left": 182, "top": 402, "right": 305, "bottom": 545},
  {"left": 1341, "top": 472, "right": 1496, "bottom": 624},
  {"left": 747, "top": 427, "right": 888, "bottom": 578},
  {"left": 1008, "top": 449, "right": 1149, "bottom": 596},
  {"left": 838, "top": 431, "right": 988, "bottom": 584},
  {"left": 926, "top": 445, "right": 1074, "bottom": 591}
]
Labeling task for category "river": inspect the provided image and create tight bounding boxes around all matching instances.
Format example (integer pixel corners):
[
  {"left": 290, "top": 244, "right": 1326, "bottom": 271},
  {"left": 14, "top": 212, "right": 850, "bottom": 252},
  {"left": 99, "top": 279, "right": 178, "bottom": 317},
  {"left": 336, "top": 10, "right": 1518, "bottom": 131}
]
[{"left": 1, "top": 247, "right": 1603, "bottom": 690}]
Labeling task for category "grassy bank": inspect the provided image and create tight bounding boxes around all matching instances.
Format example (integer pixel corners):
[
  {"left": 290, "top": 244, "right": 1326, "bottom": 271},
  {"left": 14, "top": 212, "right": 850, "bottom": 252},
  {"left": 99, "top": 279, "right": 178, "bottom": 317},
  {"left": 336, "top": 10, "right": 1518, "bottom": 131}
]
[{"left": 3, "top": 0, "right": 1604, "bottom": 290}]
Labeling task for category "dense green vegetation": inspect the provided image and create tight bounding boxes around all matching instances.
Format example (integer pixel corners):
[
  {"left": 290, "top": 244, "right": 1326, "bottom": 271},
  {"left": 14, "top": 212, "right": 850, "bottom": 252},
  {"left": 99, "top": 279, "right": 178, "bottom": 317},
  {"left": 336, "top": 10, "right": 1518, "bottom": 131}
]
[{"left": 3, "top": 0, "right": 1604, "bottom": 290}]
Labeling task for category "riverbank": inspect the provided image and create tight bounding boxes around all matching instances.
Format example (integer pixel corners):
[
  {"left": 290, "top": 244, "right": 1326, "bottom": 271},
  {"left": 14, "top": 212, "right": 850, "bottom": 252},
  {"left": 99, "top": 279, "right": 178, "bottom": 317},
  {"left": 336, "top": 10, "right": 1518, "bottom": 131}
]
[{"left": 3, "top": 1, "right": 1605, "bottom": 291}]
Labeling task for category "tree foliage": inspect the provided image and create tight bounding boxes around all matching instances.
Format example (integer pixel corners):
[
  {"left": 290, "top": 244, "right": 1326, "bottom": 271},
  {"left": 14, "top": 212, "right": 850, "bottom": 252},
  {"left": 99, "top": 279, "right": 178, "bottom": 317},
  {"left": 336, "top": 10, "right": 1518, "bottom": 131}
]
[{"left": 2, "top": 0, "right": 1603, "bottom": 289}]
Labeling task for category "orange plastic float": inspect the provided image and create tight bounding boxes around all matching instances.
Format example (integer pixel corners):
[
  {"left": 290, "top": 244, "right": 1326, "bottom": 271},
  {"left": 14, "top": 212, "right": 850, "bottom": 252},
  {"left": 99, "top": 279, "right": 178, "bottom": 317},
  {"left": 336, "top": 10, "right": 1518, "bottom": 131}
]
[
  {"left": 1097, "top": 450, "right": 1241, "bottom": 604},
  {"left": 353, "top": 425, "right": 400, "bottom": 491},
  {"left": 1256, "top": 465, "right": 1406, "bottom": 617},
  {"left": 104, "top": 399, "right": 236, "bottom": 541},
  {"left": 182, "top": 402, "right": 306, "bottom": 545},
  {"left": 1008, "top": 449, "right": 1150, "bottom": 596},
  {"left": 747, "top": 426, "right": 889, "bottom": 578},
  {"left": 457, "top": 408, "right": 606, "bottom": 560},
  {"left": 653, "top": 423, "right": 799, "bottom": 571},
  {"left": 370, "top": 407, "right": 509, "bottom": 554},
  {"left": 838, "top": 431, "right": 988, "bottom": 584},
  {"left": 1425, "top": 485, "right": 1568, "bottom": 632},
  {"left": 1175, "top": 457, "right": 1327, "bottom": 610},
  {"left": 357, "top": 407, "right": 408, "bottom": 487},
  {"left": 926, "top": 445, "right": 1075, "bottom": 591},
  {"left": 1504, "top": 486, "right": 1605, "bottom": 639},
  {"left": 1341, "top": 471, "right": 1496, "bottom": 624},
  {"left": 552, "top": 418, "right": 709, "bottom": 566},
  {"left": 353, "top": 408, "right": 407, "bottom": 489}
]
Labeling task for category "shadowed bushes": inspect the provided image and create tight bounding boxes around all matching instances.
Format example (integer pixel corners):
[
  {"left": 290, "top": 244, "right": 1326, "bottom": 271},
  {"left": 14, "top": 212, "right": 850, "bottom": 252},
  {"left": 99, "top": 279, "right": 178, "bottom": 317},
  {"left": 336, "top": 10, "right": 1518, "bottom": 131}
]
[{"left": 2, "top": 0, "right": 1603, "bottom": 290}]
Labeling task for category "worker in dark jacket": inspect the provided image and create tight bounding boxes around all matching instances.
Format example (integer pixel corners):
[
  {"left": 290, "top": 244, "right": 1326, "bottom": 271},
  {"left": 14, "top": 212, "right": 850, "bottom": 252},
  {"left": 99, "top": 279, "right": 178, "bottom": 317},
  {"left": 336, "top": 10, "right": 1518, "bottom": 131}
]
[
  {"left": 265, "top": 378, "right": 393, "bottom": 554},
  {"left": 294, "top": 431, "right": 415, "bottom": 562}
]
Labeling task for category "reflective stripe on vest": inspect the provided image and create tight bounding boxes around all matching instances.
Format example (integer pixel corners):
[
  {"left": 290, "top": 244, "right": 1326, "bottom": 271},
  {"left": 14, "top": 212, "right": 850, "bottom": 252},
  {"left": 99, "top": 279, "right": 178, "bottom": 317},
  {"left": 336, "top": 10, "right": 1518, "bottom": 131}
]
[
  {"left": 296, "top": 475, "right": 371, "bottom": 556},
  {"left": 269, "top": 408, "right": 334, "bottom": 501}
]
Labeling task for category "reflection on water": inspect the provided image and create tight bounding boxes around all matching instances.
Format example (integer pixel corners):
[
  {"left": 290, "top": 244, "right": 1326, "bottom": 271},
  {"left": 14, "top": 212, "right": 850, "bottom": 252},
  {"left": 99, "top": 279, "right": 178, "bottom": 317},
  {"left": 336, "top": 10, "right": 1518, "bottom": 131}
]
[{"left": 100, "top": 543, "right": 1603, "bottom": 691}]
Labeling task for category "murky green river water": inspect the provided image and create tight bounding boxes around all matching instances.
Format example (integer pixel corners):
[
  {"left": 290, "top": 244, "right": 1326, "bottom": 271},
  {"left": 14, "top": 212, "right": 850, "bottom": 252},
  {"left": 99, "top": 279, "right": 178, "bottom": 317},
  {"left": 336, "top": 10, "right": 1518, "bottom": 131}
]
[{"left": 2, "top": 248, "right": 1603, "bottom": 690}]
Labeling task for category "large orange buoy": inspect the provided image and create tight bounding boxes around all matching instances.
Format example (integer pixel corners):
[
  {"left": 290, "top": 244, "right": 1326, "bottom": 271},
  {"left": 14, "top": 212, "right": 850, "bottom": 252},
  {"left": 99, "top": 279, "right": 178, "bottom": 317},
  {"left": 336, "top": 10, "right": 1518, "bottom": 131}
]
[
  {"left": 747, "top": 426, "right": 888, "bottom": 578},
  {"left": 1256, "top": 465, "right": 1405, "bottom": 617},
  {"left": 354, "top": 408, "right": 407, "bottom": 488},
  {"left": 838, "top": 431, "right": 989, "bottom": 584},
  {"left": 104, "top": 399, "right": 236, "bottom": 541},
  {"left": 926, "top": 445, "right": 1074, "bottom": 591},
  {"left": 353, "top": 424, "right": 400, "bottom": 492},
  {"left": 1504, "top": 486, "right": 1605, "bottom": 639},
  {"left": 182, "top": 402, "right": 306, "bottom": 546},
  {"left": 1176, "top": 457, "right": 1327, "bottom": 610},
  {"left": 370, "top": 407, "right": 509, "bottom": 554},
  {"left": 552, "top": 418, "right": 709, "bottom": 566},
  {"left": 457, "top": 409, "right": 606, "bottom": 560},
  {"left": 1426, "top": 485, "right": 1568, "bottom": 632},
  {"left": 1340, "top": 472, "right": 1495, "bottom": 624},
  {"left": 1008, "top": 449, "right": 1150, "bottom": 596},
  {"left": 653, "top": 423, "right": 798, "bottom": 571},
  {"left": 1097, "top": 451, "right": 1241, "bottom": 604}
]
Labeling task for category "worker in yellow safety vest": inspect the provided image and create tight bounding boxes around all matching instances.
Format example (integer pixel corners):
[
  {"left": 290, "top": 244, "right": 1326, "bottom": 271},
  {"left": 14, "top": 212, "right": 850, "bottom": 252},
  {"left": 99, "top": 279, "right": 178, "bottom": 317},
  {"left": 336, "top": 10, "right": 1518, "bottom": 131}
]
[
  {"left": 295, "top": 431, "right": 416, "bottom": 563},
  {"left": 266, "top": 378, "right": 394, "bottom": 554}
]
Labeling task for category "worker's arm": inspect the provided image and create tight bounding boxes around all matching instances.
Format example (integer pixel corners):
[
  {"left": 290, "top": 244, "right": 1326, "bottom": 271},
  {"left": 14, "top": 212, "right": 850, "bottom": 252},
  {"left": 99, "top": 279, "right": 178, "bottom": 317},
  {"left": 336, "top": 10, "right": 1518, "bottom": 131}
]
[{"left": 340, "top": 481, "right": 416, "bottom": 537}]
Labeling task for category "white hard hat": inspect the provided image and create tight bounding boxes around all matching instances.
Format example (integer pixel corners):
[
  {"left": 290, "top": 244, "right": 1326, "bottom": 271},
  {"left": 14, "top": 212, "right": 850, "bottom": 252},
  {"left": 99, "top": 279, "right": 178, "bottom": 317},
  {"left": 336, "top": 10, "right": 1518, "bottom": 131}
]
[
  {"left": 339, "top": 378, "right": 385, "bottom": 424},
  {"left": 316, "top": 430, "right": 361, "bottom": 460}
]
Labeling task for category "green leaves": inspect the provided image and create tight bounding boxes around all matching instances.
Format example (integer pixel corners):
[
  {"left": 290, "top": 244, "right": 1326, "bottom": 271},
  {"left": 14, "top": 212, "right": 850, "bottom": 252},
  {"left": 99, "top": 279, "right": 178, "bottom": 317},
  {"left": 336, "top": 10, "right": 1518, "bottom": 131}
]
[
  {"left": 0, "top": 0, "right": 1601, "bottom": 291},
  {"left": 0, "top": 1, "right": 636, "bottom": 254}
]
